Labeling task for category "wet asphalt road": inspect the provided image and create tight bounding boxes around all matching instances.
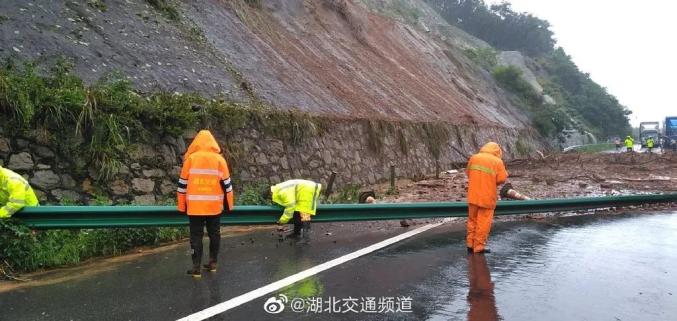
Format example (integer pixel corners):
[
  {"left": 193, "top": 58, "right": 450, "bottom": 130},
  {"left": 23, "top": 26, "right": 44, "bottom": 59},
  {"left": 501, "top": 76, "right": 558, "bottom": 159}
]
[{"left": 1, "top": 211, "right": 676, "bottom": 321}]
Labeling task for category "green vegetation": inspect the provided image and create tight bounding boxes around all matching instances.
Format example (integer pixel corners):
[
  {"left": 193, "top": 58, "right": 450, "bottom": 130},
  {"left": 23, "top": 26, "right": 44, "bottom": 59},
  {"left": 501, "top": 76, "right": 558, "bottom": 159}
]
[
  {"left": 243, "top": 0, "right": 262, "bottom": 9},
  {"left": 538, "top": 49, "right": 632, "bottom": 137},
  {"left": 492, "top": 65, "right": 569, "bottom": 137},
  {"left": 236, "top": 183, "right": 272, "bottom": 206},
  {"left": 0, "top": 183, "right": 277, "bottom": 276},
  {"left": 326, "top": 185, "right": 361, "bottom": 204},
  {"left": 87, "top": 0, "right": 107, "bottom": 12},
  {"left": 146, "top": 0, "right": 180, "bottom": 21},
  {"left": 0, "top": 59, "right": 328, "bottom": 182},
  {"left": 391, "top": 0, "right": 421, "bottom": 23},
  {"left": 385, "top": 186, "right": 399, "bottom": 196},
  {"left": 491, "top": 54, "right": 630, "bottom": 139},
  {"left": 0, "top": 60, "right": 200, "bottom": 180},
  {"left": 0, "top": 218, "right": 188, "bottom": 274},
  {"left": 427, "top": 0, "right": 555, "bottom": 56},
  {"left": 515, "top": 134, "right": 531, "bottom": 156},
  {"left": 428, "top": 1, "right": 632, "bottom": 139},
  {"left": 463, "top": 47, "right": 497, "bottom": 70},
  {"left": 492, "top": 66, "right": 541, "bottom": 106}
]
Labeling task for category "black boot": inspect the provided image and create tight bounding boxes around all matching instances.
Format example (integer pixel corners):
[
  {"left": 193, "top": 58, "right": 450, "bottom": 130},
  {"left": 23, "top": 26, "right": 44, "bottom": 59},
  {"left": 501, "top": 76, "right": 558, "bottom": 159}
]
[
  {"left": 203, "top": 260, "right": 217, "bottom": 272},
  {"left": 187, "top": 265, "right": 202, "bottom": 278},
  {"left": 300, "top": 222, "right": 311, "bottom": 245},
  {"left": 474, "top": 248, "right": 491, "bottom": 254},
  {"left": 467, "top": 247, "right": 473, "bottom": 254}
]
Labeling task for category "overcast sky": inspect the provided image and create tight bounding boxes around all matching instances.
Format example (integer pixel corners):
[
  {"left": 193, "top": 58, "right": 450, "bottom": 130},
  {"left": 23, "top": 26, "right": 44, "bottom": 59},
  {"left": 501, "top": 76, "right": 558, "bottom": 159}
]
[{"left": 487, "top": 0, "right": 676, "bottom": 127}]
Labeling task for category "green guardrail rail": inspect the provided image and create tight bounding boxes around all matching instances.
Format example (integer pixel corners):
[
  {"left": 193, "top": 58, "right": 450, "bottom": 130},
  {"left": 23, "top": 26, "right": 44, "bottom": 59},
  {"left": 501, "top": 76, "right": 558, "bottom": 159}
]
[{"left": 13, "top": 194, "right": 677, "bottom": 229}]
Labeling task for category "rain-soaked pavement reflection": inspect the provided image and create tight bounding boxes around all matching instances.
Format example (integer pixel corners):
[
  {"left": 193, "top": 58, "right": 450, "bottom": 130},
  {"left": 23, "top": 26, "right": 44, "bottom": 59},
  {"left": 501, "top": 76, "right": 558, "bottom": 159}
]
[{"left": 422, "top": 212, "right": 677, "bottom": 321}]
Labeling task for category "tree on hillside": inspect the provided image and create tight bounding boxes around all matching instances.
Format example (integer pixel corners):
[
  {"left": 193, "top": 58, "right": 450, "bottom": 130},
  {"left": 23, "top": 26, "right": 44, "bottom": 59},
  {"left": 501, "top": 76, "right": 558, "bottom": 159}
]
[
  {"left": 426, "top": 0, "right": 556, "bottom": 56},
  {"left": 540, "top": 48, "right": 632, "bottom": 137}
]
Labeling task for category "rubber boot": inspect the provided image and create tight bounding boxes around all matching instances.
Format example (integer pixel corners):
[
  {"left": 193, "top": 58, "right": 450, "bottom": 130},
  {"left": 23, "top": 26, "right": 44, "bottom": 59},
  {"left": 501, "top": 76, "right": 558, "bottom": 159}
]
[
  {"left": 203, "top": 260, "right": 217, "bottom": 272},
  {"left": 187, "top": 264, "right": 202, "bottom": 278},
  {"left": 300, "top": 222, "right": 311, "bottom": 245}
]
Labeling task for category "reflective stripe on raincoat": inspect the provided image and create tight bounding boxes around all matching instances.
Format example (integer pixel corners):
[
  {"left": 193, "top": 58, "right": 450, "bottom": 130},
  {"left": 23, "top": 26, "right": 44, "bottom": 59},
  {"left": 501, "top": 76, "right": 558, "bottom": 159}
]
[
  {"left": 466, "top": 142, "right": 508, "bottom": 209},
  {"left": 177, "top": 130, "right": 234, "bottom": 216}
]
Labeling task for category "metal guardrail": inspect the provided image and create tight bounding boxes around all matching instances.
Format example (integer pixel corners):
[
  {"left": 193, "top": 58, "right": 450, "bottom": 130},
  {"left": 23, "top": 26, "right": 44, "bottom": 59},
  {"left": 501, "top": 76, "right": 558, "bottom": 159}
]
[{"left": 13, "top": 194, "right": 677, "bottom": 229}]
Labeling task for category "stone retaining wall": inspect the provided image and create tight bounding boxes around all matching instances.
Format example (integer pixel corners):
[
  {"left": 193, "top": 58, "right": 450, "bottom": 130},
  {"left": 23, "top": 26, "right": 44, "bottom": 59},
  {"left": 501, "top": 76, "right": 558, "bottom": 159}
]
[{"left": 0, "top": 119, "right": 541, "bottom": 205}]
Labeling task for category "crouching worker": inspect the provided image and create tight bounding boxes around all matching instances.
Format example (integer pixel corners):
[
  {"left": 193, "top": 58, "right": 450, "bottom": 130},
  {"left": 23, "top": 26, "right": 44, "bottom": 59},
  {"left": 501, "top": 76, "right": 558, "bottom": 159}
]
[
  {"left": 0, "top": 165, "right": 39, "bottom": 219},
  {"left": 177, "top": 130, "right": 234, "bottom": 278},
  {"left": 269, "top": 179, "right": 321, "bottom": 243}
]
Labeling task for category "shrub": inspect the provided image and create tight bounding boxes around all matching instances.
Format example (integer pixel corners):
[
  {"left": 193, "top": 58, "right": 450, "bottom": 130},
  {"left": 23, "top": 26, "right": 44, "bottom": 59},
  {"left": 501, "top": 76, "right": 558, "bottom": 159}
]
[
  {"left": 463, "top": 47, "right": 498, "bottom": 70},
  {"left": 146, "top": 0, "right": 180, "bottom": 21},
  {"left": 0, "top": 218, "right": 188, "bottom": 274},
  {"left": 492, "top": 65, "right": 542, "bottom": 107}
]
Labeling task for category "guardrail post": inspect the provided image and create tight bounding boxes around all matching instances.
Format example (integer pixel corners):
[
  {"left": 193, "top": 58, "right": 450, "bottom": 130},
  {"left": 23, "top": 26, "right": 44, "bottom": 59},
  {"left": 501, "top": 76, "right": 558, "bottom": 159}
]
[
  {"left": 325, "top": 171, "right": 336, "bottom": 197},
  {"left": 390, "top": 165, "right": 396, "bottom": 190}
]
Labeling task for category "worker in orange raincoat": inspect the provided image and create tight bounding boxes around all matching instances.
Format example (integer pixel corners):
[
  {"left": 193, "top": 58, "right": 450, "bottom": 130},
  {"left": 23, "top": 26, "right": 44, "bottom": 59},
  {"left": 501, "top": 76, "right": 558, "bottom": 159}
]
[
  {"left": 465, "top": 142, "right": 508, "bottom": 254},
  {"left": 177, "top": 130, "right": 234, "bottom": 277}
]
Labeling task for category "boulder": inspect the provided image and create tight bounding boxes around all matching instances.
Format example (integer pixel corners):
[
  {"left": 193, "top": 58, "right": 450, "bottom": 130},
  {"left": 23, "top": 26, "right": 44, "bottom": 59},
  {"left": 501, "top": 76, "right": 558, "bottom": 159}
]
[
  {"left": 61, "top": 175, "right": 77, "bottom": 189},
  {"left": 16, "top": 138, "right": 29, "bottom": 148},
  {"left": 34, "top": 146, "right": 55, "bottom": 158},
  {"left": 36, "top": 164, "right": 51, "bottom": 170},
  {"left": 309, "top": 158, "right": 323, "bottom": 169},
  {"left": 255, "top": 153, "right": 269, "bottom": 165},
  {"left": 128, "top": 144, "right": 155, "bottom": 161},
  {"left": 8, "top": 152, "right": 34, "bottom": 170},
  {"left": 169, "top": 166, "right": 181, "bottom": 179},
  {"left": 111, "top": 179, "right": 130, "bottom": 195},
  {"left": 31, "top": 170, "right": 61, "bottom": 190},
  {"left": 322, "top": 150, "right": 332, "bottom": 164},
  {"left": 118, "top": 164, "right": 131, "bottom": 175},
  {"left": 34, "top": 189, "right": 48, "bottom": 203},
  {"left": 81, "top": 178, "right": 94, "bottom": 194},
  {"left": 280, "top": 157, "right": 290, "bottom": 170},
  {"left": 51, "top": 189, "right": 81, "bottom": 203},
  {"left": 159, "top": 180, "right": 176, "bottom": 195},
  {"left": 142, "top": 168, "right": 166, "bottom": 178},
  {"left": 0, "top": 138, "right": 10, "bottom": 153},
  {"left": 159, "top": 144, "right": 177, "bottom": 166},
  {"left": 133, "top": 194, "right": 156, "bottom": 205},
  {"left": 130, "top": 163, "right": 142, "bottom": 171},
  {"left": 132, "top": 178, "right": 155, "bottom": 193}
]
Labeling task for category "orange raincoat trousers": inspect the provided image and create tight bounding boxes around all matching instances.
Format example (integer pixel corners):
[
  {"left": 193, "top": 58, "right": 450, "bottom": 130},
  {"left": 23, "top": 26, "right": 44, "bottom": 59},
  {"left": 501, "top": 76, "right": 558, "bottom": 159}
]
[{"left": 466, "top": 142, "right": 508, "bottom": 253}]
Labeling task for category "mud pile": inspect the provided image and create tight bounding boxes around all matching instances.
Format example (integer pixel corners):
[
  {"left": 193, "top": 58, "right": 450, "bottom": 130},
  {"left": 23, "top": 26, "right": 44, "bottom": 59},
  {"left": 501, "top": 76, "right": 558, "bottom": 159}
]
[{"left": 378, "top": 152, "right": 677, "bottom": 203}]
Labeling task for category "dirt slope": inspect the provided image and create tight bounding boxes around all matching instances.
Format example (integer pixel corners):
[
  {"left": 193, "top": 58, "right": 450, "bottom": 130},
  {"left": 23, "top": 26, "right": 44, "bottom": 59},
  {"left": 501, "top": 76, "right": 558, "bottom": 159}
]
[{"left": 1, "top": 0, "right": 530, "bottom": 128}]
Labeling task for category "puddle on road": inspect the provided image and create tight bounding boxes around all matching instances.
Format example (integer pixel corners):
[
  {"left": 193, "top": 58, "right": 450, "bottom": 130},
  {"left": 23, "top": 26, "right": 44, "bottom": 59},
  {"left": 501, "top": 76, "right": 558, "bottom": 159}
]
[{"left": 424, "top": 211, "right": 677, "bottom": 321}]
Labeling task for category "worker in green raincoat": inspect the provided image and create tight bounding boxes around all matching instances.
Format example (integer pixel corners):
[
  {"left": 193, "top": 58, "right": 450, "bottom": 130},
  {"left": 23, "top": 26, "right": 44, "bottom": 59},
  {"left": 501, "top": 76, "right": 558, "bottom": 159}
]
[
  {"left": 0, "top": 165, "right": 39, "bottom": 219},
  {"left": 268, "top": 179, "right": 321, "bottom": 243}
]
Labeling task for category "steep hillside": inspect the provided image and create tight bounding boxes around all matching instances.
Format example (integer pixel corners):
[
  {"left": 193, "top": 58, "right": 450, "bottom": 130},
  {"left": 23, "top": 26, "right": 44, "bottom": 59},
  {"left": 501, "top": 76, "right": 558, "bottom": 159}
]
[
  {"left": 1, "top": 0, "right": 532, "bottom": 128},
  {"left": 423, "top": 0, "right": 632, "bottom": 141},
  {"left": 0, "top": 0, "right": 558, "bottom": 208}
]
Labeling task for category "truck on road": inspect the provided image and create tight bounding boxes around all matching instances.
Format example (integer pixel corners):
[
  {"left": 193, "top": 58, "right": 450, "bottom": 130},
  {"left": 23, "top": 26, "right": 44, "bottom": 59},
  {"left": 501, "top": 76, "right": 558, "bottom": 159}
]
[
  {"left": 639, "top": 121, "right": 660, "bottom": 147},
  {"left": 663, "top": 116, "right": 677, "bottom": 149}
]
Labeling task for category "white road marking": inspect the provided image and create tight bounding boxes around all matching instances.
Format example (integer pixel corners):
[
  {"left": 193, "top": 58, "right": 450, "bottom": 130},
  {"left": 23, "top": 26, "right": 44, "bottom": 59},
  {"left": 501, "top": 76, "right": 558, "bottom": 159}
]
[{"left": 177, "top": 222, "right": 444, "bottom": 321}]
